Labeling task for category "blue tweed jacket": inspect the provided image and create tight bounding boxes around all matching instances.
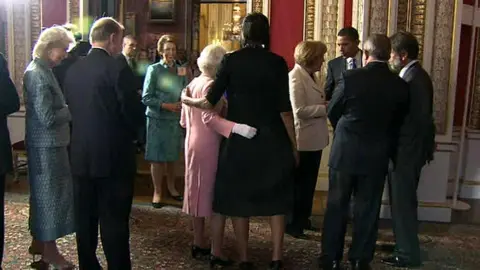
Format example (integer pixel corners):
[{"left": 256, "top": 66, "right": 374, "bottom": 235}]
[
  {"left": 24, "top": 58, "right": 70, "bottom": 148},
  {"left": 142, "top": 59, "right": 188, "bottom": 120}
]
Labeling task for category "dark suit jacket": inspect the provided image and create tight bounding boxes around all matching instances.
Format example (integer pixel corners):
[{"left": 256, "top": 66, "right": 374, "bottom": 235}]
[
  {"left": 0, "top": 53, "right": 20, "bottom": 175},
  {"left": 327, "top": 62, "right": 409, "bottom": 175},
  {"left": 116, "top": 54, "right": 145, "bottom": 91},
  {"left": 64, "top": 48, "right": 144, "bottom": 178},
  {"left": 52, "top": 41, "right": 92, "bottom": 91},
  {"left": 395, "top": 62, "right": 435, "bottom": 167},
  {"left": 324, "top": 51, "right": 363, "bottom": 101}
]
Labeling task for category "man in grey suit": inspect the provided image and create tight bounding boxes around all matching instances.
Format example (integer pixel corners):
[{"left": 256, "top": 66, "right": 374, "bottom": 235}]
[
  {"left": 382, "top": 31, "right": 435, "bottom": 268},
  {"left": 320, "top": 34, "right": 408, "bottom": 270},
  {"left": 324, "top": 27, "right": 362, "bottom": 101},
  {"left": 0, "top": 53, "right": 20, "bottom": 269}
]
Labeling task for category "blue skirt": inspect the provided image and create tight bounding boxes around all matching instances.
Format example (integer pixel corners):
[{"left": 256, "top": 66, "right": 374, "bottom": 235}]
[
  {"left": 27, "top": 146, "right": 75, "bottom": 241},
  {"left": 145, "top": 117, "right": 182, "bottom": 162}
]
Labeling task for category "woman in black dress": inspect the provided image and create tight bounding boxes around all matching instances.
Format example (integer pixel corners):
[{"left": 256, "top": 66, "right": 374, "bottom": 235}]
[{"left": 181, "top": 12, "right": 297, "bottom": 270}]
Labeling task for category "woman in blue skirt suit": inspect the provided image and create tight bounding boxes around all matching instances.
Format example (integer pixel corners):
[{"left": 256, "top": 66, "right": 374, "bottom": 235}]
[
  {"left": 143, "top": 34, "right": 188, "bottom": 206},
  {"left": 24, "top": 26, "right": 76, "bottom": 269}
]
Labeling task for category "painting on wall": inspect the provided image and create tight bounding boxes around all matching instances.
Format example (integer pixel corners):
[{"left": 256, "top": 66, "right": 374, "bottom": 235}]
[
  {"left": 125, "top": 12, "right": 136, "bottom": 36},
  {"left": 149, "top": 0, "right": 176, "bottom": 23}
]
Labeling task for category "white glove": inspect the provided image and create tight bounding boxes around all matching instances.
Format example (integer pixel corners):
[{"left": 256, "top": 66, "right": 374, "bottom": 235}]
[{"left": 232, "top": 124, "right": 257, "bottom": 139}]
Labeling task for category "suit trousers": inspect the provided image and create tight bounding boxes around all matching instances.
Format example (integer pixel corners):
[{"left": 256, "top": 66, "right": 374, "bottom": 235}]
[
  {"left": 73, "top": 174, "right": 134, "bottom": 270},
  {"left": 0, "top": 174, "right": 4, "bottom": 268},
  {"left": 321, "top": 168, "right": 386, "bottom": 263},
  {"left": 388, "top": 163, "right": 422, "bottom": 263},
  {"left": 288, "top": 150, "right": 322, "bottom": 232}
]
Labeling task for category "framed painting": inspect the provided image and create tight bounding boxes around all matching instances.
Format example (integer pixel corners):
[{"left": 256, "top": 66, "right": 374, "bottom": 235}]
[
  {"left": 149, "top": 0, "right": 176, "bottom": 23},
  {"left": 125, "top": 12, "right": 136, "bottom": 36}
]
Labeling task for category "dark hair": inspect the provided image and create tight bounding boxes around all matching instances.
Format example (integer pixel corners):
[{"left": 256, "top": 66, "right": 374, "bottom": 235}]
[
  {"left": 337, "top": 27, "right": 359, "bottom": 42},
  {"left": 242, "top": 12, "right": 270, "bottom": 50},
  {"left": 364, "top": 34, "right": 391, "bottom": 61},
  {"left": 390, "top": 31, "right": 419, "bottom": 60},
  {"left": 123, "top": 34, "right": 136, "bottom": 41}
]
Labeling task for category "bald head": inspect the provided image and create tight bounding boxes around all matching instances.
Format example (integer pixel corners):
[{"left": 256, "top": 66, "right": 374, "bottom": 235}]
[
  {"left": 122, "top": 35, "right": 137, "bottom": 58},
  {"left": 363, "top": 34, "right": 391, "bottom": 64}
]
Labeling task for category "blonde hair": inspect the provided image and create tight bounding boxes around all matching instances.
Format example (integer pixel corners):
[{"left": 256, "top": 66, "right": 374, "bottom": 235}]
[
  {"left": 197, "top": 44, "right": 227, "bottom": 78},
  {"left": 89, "top": 17, "right": 124, "bottom": 44},
  {"left": 32, "top": 26, "right": 75, "bottom": 59},
  {"left": 294, "top": 41, "right": 327, "bottom": 69},
  {"left": 157, "top": 34, "right": 177, "bottom": 54}
]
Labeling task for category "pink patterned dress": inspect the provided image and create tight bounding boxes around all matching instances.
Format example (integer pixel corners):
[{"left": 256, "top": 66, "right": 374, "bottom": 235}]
[{"left": 180, "top": 75, "right": 235, "bottom": 217}]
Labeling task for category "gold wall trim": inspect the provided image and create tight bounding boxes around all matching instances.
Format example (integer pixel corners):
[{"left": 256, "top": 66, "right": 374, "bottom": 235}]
[
  {"left": 368, "top": 0, "right": 389, "bottom": 35},
  {"left": 252, "top": 0, "right": 263, "bottom": 13},
  {"left": 468, "top": 29, "right": 480, "bottom": 129},
  {"left": 395, "top": 0, "right": 426, "bottom": 63},
  {"left": 430, "top": 0, "right": 456, "bottom": 134},
  {"left": 448, "top": 179, "right": 480, "bottom": 186},
  {"left": 381, "top": 200, "right": 451, "bottom": 208},
  {"left": 304, "top": 0, "right": 316, "bottom": 41},
  {"left": 12, "top": 3, "right": 27, "bottom": 101},
  {"left": 396, "top": 0, "right": 408, "bottom": 31},
  {"left": 30, "top": 0, "right": 41, "bottom": 51},
  {"left": 352, "top": 0, "right": 367, "bottom": 45},
  {"left": 68, "top": 0, "right": 80, "bottom": 24}
]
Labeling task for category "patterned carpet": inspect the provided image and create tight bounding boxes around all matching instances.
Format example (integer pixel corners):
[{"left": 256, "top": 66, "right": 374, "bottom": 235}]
[{"left": 3, "top": 193, "right": 480, "bottom": 270}]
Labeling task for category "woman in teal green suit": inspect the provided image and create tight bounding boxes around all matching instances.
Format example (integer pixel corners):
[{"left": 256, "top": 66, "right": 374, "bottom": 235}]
[{"left": 142, "top": 34, "right": 187, "bottom": 206}]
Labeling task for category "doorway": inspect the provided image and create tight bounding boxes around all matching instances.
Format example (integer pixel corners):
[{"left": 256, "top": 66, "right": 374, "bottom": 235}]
[{"left": 194, "top": 1, "right": 247, "bottom": 53}]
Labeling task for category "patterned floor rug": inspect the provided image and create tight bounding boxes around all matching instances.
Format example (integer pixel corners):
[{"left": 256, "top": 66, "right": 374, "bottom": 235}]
[{"left": 3, "top": 193, "right": 480, "bottom": 270}]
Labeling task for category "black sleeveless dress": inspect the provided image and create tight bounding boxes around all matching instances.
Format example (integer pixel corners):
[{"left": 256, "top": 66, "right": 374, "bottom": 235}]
[{"left": 205, "top": 46, "right": 295, "bottom": 217}]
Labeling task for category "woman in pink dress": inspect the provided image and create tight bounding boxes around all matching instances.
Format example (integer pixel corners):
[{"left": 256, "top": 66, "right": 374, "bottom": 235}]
[{"left": 180, "top": 44, "right": 257, "bottom": 267}]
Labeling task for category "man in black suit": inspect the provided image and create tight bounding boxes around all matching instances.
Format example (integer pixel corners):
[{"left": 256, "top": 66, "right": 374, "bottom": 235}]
[
  {"left": 116, "top": 35, "right": 146, "bottom": 150},
  {"left": 381, "top": 31, "right": 435, "bottom": 268},
  {"left": 52, "top": 25, "right": 91, "bottom": 91},
  {"left": 0, "top": 53, "right": 20, "bottom": 269},
  {"left": 64, "top": 17, "right": 143, "bottom": 270},
  {"left": 319, "top": 34, "right": 409, "bottom": 270},
  {"left": 324, "top": 27, "right": 362, "bottom": 101}
]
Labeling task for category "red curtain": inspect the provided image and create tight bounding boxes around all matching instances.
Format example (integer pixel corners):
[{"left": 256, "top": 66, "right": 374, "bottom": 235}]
[
  {"left": 270, "top": 0, "right": 305, "bottom": 69},
  {"left": 344, "top": 0, "right": 353, "bottom": 27},
  {"left": 41, "top": 0, "right": 67, "bottom": 27},
  {"left": 454, "top": 25, "right": 476, "bottom": 126}
]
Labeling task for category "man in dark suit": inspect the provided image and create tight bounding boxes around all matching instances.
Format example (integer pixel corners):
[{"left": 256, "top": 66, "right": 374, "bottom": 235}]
[
  {"left": 319, "top": 34, "right": 409, "bottom": 270},
  {"left": 64, "top": 17, "right": 143, "bottom": 270},
  {"left": 116, "top": 35, "right": 146, "bottom": 150},
  {"left": 53, "top": 41, "right": 91, "bottom": 91},
  {"left": 52, "top": 25, "right": 91, "bottom": 91},
  {"left": 324, "top": 27, "right": 362, "bottom": 101},
  {"left": 0, "top": 53, "right": 20, "bottom": 269},
  {"left": 381, "top": 31, "right": 435, "bottom": 268}
]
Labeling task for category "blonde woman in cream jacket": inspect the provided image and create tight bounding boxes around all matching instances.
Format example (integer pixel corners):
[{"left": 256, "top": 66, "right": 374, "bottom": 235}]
[{"left": 287, "top": 40, "right": 329, "bottom": 238}]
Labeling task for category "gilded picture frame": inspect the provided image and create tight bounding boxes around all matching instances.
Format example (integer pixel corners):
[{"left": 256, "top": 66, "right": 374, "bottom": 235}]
[{"left": 149, "top": 0, "right": 176, "bottom": 23}]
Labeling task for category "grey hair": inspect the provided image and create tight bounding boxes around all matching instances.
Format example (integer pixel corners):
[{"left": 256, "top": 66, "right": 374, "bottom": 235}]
[
  {"left": 363, "top": 34, "right": 391, "bottom": 61},
  {"left": 197, "top": 44, "right": 227, "bottom": 78},
  {"left": 32, "top": 26, "right": 75, "bottom": 59}
]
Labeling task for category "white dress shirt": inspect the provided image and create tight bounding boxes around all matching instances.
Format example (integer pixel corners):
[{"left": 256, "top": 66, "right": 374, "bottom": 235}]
[
  {"left": 346, "top": 50, "right": 363, "bottom": 70},
  {"left": 399, "top": 60, "right": 419, "bottom": 79}
]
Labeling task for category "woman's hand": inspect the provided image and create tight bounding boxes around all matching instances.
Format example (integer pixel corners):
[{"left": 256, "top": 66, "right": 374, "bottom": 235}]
[{"left": 162, "top": 102, "right": 182, "bottom": 112}]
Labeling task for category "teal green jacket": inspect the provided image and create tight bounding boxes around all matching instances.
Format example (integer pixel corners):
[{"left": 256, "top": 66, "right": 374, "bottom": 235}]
[{"left": 142, "top": 60, "right": 188, "bottom": 120}]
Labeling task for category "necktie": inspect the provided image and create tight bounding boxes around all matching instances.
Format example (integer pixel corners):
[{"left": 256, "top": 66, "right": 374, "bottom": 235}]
[{"left": 351, "top": 58, "right": 357, "bottom": 69}]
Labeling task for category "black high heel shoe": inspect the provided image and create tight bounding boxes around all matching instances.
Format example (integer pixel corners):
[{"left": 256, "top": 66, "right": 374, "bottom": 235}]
[
  {"left": 270, "top": 260, "right": 283, "bottom": 270},
  {"left": 209, "top": 255, "right": 234, "bottom": 269},
  {"left": 191, "top": 245, "right": 210, "bottom": 259},
  {"left": 151, "top": 202, "right": 164, "bottom": 208}
]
